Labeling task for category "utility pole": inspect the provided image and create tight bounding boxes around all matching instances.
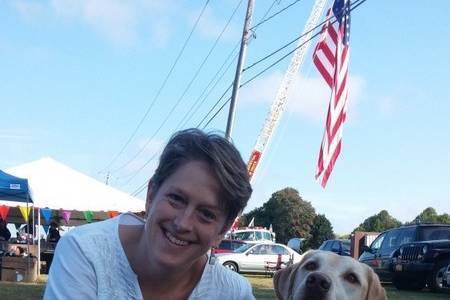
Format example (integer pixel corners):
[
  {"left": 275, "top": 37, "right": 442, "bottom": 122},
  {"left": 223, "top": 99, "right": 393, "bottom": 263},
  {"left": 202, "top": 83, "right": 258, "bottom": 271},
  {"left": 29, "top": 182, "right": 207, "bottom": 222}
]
[
  {"left": 225, "top": 0, "right": 255, "bottom": 140},
  {"left": 105, "top": 171, "right": 110, "bottom": 185}
]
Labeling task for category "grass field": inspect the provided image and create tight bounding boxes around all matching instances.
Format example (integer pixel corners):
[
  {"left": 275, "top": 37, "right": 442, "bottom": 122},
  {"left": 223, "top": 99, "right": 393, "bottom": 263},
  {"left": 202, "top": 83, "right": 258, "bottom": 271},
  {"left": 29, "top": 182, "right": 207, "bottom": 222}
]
[{"left": 0, "top": 274, "right": 449, "bottom": 299}]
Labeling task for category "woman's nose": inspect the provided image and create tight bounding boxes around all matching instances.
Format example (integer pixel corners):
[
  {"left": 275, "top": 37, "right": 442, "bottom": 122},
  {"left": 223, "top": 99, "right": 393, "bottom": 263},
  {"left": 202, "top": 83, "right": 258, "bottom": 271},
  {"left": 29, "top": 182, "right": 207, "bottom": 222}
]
[{"left": 174, "top": 210, "right": 195, "bottom": 232}]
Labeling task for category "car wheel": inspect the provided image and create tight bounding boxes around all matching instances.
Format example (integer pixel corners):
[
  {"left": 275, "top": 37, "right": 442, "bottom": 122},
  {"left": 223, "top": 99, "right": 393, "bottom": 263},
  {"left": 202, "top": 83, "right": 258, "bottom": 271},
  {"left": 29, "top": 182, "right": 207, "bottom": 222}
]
[
  {"left": 393, "top": 276, "right": 425, "bottom": 291},
  {"left": 429, "top": 260, "right": 450, "bottom": 293},
  {"left": 223, "top": 261, "right": 238, "bottom": 273}
]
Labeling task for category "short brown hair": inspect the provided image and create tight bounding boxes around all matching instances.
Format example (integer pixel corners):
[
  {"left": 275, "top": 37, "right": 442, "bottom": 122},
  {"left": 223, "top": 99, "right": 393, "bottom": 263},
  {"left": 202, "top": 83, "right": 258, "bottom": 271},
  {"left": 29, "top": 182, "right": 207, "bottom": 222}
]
[{"left": 149, "top": 128, "right": 252, "bottom": 227}]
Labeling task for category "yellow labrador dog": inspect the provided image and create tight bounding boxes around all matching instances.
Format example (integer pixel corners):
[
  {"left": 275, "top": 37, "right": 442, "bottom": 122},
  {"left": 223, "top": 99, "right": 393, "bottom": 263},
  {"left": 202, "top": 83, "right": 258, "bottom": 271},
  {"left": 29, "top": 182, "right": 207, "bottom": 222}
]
[{"left": 273, "top": 250, "right": 386, "bottom": 300}]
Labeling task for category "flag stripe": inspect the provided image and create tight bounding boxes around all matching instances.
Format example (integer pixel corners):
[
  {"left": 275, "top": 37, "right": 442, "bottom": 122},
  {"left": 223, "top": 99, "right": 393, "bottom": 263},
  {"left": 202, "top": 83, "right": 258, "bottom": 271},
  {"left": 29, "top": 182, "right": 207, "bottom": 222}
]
[{"left": 314, "top": 0, "right": 351, "bottom": 187}]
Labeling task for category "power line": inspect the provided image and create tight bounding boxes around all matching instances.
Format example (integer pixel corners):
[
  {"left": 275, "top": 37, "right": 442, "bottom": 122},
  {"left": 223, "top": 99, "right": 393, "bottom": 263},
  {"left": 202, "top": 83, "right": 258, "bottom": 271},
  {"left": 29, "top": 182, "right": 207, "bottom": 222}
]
[
  {"left": 201, "top": 0, "right": 367, "bottom": 128},
  {"left": 244, "top": 0, "right": 364, "bottom": 73},
  {"left": 122, "top": 0, "right": 299, "bottom": 174},
  {"left": 98, "top": 0, "right": 210, "bottom": 174},
  {"left": 178, "top": 0, "right": 290, "bottom": 131},
  {"left": 128, "top": 0, "right": 349, "bottom": 192},
  {"left": 131, "top": 179, "right": 149, "bottom": 197},
  {"left": 197, "top": 83, "right": 234, "bottom": 128},
  {"left": 250, "top": 0, "right": 303, "bottom": 31},
  {"left": 177, "top": 45, "right": 240, "bottom": 130},
  {"left": 116, "top": 0, "right": 245, "bottom": 181},
  {"left": 244, "top": 0, "right": 365, "bottom": 80},
  {"left": 128, "top": 1, "right": 290, "bottom": 196},
  {"left": 202, "top": 95, "right": 232, "bottom": 129}
]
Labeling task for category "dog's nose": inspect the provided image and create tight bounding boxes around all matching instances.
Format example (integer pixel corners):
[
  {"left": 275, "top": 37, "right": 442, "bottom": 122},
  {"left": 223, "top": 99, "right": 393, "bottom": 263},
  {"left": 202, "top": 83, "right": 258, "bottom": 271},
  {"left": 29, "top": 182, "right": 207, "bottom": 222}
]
[{"left": 306, "top": 272, "right": 331, "bottom": 293}]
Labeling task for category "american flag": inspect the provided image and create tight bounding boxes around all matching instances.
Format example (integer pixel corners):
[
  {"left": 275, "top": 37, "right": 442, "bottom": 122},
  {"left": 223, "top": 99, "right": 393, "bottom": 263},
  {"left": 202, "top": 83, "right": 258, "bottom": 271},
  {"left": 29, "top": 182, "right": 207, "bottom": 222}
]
[{"left": 313, "top": 0, "right": 351, "bottom": 188}]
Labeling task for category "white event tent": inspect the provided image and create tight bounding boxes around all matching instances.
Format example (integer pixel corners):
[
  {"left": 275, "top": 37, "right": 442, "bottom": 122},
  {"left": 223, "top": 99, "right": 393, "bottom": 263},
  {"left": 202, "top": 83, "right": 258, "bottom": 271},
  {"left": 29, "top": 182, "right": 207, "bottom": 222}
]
[
  {"left": 0, "top": 157, "right": 145, "bottom": 213},
  {"left": 0, "top": 157, "right": 145, "bottom": 278}
]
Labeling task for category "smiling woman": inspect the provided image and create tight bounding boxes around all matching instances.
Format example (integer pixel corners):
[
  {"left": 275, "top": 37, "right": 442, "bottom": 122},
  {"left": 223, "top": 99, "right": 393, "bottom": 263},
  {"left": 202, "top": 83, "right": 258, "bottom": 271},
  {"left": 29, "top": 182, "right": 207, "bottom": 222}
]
[{"left": 43, "top": 128, "right": 254, "bottom": 300}]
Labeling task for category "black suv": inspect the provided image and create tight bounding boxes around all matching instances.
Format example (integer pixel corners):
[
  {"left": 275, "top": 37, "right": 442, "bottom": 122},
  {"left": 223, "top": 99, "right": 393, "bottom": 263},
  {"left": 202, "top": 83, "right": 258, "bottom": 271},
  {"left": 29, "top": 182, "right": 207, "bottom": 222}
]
[
  {"left": 359, "top": 224, "right": 450, "bottom": 291},
  {"left": 392, "top": 237, "right": 450, "bottom": 292}
]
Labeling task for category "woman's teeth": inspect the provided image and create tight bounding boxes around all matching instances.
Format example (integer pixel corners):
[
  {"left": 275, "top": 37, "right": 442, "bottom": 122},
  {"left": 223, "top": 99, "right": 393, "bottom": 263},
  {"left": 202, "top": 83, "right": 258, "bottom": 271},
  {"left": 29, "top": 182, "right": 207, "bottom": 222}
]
[{"left": 165, "top": 231, "right": 189, "bottom": 246}]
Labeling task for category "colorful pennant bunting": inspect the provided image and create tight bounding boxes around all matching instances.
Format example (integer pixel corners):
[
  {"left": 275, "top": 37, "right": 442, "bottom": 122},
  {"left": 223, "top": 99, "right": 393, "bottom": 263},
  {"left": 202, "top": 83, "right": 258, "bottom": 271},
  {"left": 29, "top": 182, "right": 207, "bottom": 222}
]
[
  {"left": 41, "top": 207, "right": 53, "bottom": 224},
  {"left": 83, "top": 210, "right": 94, "bottom": 223},
  {"left": 62, "top": 210, "right": 72, "bottom": 224},
  {"left": 0, "top": 205, "right": 10, "bottom": 221},
  {"left": 108, "top": 210, "right": 119, "bottom": 218},
  {"left": 43, "top": 224, "right": 50, "bottom": 234},
  {"left": 19, "top": 206, "right": 31, "bottom": 223}
]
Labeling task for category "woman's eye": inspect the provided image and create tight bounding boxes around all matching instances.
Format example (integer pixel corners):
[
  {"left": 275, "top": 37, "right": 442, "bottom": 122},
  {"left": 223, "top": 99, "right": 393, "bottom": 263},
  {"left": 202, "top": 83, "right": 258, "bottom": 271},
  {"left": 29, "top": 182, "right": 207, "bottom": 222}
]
[
  {"left": 168, "top": 194, "right": 184, "bottom": 204},
  {"left": 345, "top": 273, "right": 359, "bottom": 284},
  {"left": 199, "top": 209, "right": 216, "bottom": 222},
  {"left": 304, "top": 261, "right": 317, "bottom": 271}
]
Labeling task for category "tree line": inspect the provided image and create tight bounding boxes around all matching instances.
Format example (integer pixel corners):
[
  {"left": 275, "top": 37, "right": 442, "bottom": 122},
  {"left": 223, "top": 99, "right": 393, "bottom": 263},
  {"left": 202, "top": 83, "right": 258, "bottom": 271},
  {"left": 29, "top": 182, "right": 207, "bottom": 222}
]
[{"left": 241, "top": 187, "right": 450, "bottom": 251}]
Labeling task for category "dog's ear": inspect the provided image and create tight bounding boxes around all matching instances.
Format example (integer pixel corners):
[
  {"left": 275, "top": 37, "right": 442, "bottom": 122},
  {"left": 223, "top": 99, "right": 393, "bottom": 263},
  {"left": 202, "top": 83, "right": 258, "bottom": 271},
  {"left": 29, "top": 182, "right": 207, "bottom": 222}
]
[
  {"left": 273, "top": 250, "right": 316, "bottom": 300},
  {"left": 273, "top": 264, "right": 297, "bottom": 300},
  {"left": 365, "top": 267, "right": 387, "bottom": 300}
]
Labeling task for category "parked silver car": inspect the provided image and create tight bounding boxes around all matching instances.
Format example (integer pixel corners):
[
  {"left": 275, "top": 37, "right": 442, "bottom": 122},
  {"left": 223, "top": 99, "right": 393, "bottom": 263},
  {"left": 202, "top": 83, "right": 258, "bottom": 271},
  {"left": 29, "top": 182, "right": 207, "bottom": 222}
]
[{"left": 216, "top": 242, "right": 302, "bottom": 274}]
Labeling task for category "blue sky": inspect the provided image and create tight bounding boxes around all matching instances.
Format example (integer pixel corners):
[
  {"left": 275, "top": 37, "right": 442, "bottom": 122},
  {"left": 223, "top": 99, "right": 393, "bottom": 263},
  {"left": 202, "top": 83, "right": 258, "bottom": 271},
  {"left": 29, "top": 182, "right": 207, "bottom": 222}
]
[{"left": 1, "top": 0, "right": 449, "bottom": 234}]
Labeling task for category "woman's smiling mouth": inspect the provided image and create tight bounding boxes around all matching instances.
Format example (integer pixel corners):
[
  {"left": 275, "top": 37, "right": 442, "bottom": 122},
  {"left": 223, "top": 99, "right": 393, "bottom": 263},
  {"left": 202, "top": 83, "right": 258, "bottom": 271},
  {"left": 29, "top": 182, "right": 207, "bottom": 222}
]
[{"left": 163, "top": 229, "right": 190, "bottom": 246}]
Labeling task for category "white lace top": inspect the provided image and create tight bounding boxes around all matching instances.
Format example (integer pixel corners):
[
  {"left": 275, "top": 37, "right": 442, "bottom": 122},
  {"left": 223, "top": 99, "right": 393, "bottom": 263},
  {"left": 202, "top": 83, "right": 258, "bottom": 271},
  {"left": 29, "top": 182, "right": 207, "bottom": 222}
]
[{"left": 44, "top": 214, "right": 254, "bottom": 300}]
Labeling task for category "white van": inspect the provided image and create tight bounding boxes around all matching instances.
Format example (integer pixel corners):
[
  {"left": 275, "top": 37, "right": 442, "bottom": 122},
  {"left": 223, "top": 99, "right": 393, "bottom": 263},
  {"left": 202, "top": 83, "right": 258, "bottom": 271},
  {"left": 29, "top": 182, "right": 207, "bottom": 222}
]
[{"left": 227, "top": 227, "right": 275, "bottom": 243}]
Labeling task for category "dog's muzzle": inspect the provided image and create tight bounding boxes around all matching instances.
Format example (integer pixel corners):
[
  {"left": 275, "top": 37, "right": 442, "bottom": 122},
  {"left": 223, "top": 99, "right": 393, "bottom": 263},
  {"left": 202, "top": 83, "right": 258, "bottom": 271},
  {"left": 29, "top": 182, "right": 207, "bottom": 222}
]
[{"left": 302, "top": 272, "right": 332, "bottom": 300}]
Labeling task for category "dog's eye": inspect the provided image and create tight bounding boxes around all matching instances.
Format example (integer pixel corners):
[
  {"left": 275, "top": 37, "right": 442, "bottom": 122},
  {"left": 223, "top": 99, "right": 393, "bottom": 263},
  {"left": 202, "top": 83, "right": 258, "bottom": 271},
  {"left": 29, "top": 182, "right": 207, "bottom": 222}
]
[
  {"left": 304, "top": 261, "right": 317, "bottom": 271},
  {"left": 345, "top": 273, "right": 359, "bottom": 284}
]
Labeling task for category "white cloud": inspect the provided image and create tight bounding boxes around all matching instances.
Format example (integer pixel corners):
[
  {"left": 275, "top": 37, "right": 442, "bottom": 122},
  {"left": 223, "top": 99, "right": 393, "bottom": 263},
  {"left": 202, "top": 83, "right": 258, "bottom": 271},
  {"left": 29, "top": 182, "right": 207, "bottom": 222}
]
[
  {"left": 378, "top": 96, "right": 397, "bottom": 116},
  {"left": 11, "top": 0, "right": 46, "bottom": 20},
  {"left": 11, "top": 1, "right": 240, "bottom": 46},
  {"left": 51, "top": 0, "right": 138, "bottom": 44},
  {"left": 9, "top": 0, "right": 181, "bottom": 45},
  {"left": 240, "top": 71, "right": 367, "bottom": 123},
  {"left": 191, "top": 7, "right": 239, "bottom": 42}
]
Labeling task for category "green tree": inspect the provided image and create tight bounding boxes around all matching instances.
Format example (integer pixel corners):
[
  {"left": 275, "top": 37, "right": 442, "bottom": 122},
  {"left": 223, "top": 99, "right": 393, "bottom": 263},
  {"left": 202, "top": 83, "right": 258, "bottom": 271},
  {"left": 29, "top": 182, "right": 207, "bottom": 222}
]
[
  {"left": 437, "top": 213, "right": 450, "bottom": 224},
  {"left": 410, "top": 207, "right": 450, "bottom": 224},
  {"left": 354, "top": 210, "right": 401, "bottom": 233},
  {"left": 412, "top": 207, "right": 439, "bottom": 223},
  {"left": 243, "top": 187, "right": 316, "bottom": 244},
  {"left": 307, "top": 214, "right": 334, "bottom": 249},
  {"left": 241, "top": 206, "right": 263, "bottom": 227}
]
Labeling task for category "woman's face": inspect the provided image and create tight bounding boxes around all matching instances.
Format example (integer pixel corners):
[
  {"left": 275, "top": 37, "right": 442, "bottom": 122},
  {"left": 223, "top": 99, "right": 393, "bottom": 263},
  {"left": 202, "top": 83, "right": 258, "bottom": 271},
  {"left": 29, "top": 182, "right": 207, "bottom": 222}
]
[{"left": 145, "top": 160, "right": 228, "bottom": 270}]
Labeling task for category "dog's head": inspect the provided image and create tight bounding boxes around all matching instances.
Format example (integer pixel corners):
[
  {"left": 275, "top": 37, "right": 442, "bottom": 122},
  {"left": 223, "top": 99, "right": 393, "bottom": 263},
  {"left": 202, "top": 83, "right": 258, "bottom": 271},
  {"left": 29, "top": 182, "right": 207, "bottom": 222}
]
[{"left": 273, "top": 250, "right": 386, "bottom": 300}]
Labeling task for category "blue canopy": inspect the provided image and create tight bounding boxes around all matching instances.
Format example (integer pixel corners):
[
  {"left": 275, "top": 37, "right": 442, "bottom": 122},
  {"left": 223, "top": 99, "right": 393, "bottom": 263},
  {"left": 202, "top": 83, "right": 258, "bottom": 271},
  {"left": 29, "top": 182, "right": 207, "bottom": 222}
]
[{"left": 0, "top": 170, "right": 31, "bottom": 203}]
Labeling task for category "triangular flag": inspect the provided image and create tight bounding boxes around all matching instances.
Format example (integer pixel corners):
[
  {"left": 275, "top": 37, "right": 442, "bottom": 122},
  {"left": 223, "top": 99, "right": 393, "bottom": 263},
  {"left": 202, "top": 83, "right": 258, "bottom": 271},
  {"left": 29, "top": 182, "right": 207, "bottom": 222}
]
[
  {"left": 62, "top": 210, "right": 72, "bottom": 224},
  {"left": 0, "top": 205, "right": 10, "bottom": 221},
  {"left": 248, "top": 217, "right": 255, "bottom": 227},
  {"left": 41, "top": 208, "right": 52, "bottom": 224},
  {"left": 108, "top": 210, "right": 119, "bottom": 218},
  {"left": 19, "top": 206, "right": 31, "bottom": 223},
  {"left": 43, "top": 224, "right": 50, "bottom": 234},
  {"left": 83, "top": 210, "right": 94, "bottom": 223}
]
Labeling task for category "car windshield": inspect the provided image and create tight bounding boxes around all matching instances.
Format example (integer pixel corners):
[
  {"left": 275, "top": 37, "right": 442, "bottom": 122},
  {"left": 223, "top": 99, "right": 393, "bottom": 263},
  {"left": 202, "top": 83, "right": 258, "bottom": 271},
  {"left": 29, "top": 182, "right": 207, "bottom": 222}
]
[
  {"left": 233, "top": 231, "right": 255, "bottom": 241},
  {"left": 342, "top": 241, "right": 351, "bottom": 251},
  {"left": 233, "top": 243, "right": 254, "bottom": 253}
]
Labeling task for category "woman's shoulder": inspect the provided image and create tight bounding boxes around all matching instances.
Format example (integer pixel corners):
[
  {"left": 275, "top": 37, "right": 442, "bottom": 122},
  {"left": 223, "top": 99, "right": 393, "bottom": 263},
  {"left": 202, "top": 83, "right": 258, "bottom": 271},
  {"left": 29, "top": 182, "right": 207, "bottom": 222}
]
[
  {"left": 192, "top": 262, "right": 254, "bottom": 299},
  {"left": 62, "top": 216, "right": 119, "bottom": 242}
]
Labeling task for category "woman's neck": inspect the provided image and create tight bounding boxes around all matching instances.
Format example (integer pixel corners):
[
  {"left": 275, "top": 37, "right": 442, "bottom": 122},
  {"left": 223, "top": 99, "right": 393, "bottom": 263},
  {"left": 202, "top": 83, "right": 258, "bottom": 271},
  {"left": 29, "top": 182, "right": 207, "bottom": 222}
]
[{"left": 119, "top": 224, "right": 207, "bottom": 297}]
